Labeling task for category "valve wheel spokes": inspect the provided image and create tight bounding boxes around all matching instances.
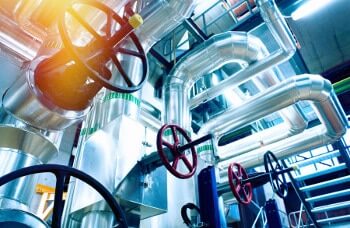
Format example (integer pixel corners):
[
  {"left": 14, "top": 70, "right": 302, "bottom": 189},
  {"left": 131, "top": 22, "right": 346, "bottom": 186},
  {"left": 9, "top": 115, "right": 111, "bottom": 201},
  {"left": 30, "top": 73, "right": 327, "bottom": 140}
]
[
  {"left": 264, "top": 151, "right": 288, "bottom": 198},
  {"left": 228, "top": 162, "right": 252, "bottom": 205},
  {"left": 157, "top": 124, "right": 197, "bottom": 179},
  {"left": 58, "top": 0, "right": 147, "bottom": 93},
  {"left": 0, "top": 164, "right": 127, "bottom": 228}
]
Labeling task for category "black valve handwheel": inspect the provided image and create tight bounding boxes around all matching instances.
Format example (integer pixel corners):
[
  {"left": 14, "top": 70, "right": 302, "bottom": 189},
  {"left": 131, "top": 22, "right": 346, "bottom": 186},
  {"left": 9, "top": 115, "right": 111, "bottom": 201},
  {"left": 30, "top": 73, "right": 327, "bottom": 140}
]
[
  {"left": 264, "top": 151, "right": 288, "bottom": 198},
  {"left": 227, "top": 162, "right": 252, "bottom": 205},
  {"left": 0, "top": 165, "right": 128, "bottom": 228},
  {"left": 181, "top": 203, "right": 200, "bottom": 227},
  {"left": 58, "top": 0, "right": 147, "bottom": 93},
  {"left": 156, "top": 124, "right": 197, "bottom": 179}
]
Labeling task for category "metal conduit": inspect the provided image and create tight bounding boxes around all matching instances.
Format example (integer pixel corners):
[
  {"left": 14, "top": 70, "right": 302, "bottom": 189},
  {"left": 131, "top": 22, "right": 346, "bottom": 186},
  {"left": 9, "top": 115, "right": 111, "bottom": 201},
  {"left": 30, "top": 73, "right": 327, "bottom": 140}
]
[
  {"left": 189, "top": 0, "right": 296, "bottom": 109},
  {"left": 164, "top": 0, "right": 297, "bottom": 134},
  {"left": 217, "top": 74, "right": 348, "bottom": 172},
  {"left": 87, "top": 0, "right": 196, "bottom": 130},
  {"left": 164, "top": 30, "right": 306, "bottom": 155}
]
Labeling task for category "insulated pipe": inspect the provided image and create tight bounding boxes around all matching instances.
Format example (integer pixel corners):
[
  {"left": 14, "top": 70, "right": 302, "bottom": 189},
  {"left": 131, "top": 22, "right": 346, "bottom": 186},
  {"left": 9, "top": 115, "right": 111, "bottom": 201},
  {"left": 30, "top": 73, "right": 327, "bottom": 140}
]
[
  {"left": 202, "top": 71, "right": 308, "bottom": 159},
  {"left": 219, "top": 126, "right": 341, "bottom": 174},
  {"left": 0, "top": 110, "right": 61, "bottom": 212},
  {"left": 217, "top": 123, "right": 301, "bottom": 159},
  {"left": 164, "top": 31, "right": 265, "bottom": 128},
  {"left": 190, "top": 0, "right": 296, "bottom": 109},
  {"left": 215, "top": 74, "right": 347, "bottom": 168},
  {"left": 333, "top": 76, "right": 350, "bottom": 95},
  {"left": 164, "top": 30, "right": 306, "bottom": 142},
  {"left": 65, "top": 1, "right": 197, "bottom": 226},
  {"left": 137, "top": 0, "right": 196, "bottom": 52},
  {"left": 88, "top": 0, "right": 196, "bottom": 130}
]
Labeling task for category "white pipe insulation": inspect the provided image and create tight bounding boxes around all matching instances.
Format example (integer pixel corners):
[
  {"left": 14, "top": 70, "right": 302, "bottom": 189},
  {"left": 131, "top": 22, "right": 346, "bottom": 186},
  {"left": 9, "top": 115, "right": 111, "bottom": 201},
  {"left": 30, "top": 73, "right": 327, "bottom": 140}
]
[
  {"left": 218, "top": 74, "right": 348, "bottom": 171},
  {"left": 189, "top": 0, "right": 296, "bottom": 109},
  {"left": 89, "top": 0, "right": 196, "bottom": 128},
  {"left": 164, "top": 0, "right": 298, "bottom": 132}
]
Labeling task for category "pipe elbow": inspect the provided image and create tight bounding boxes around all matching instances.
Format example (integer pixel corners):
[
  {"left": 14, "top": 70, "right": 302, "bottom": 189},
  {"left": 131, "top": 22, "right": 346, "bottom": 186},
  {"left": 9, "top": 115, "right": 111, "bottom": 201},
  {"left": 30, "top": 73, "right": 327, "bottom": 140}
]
[
  {"left": 164, "top": 74, "right": 185, "bottom": 91},
  {"left": 294, "top": 74, "right": 333, "bottom": 102}
]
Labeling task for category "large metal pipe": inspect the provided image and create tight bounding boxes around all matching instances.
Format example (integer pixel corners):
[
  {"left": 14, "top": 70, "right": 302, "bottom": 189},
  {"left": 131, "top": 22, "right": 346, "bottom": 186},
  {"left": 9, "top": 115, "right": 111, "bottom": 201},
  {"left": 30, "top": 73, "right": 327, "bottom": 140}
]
[
  {"left": 217, "top": 74, "right": 347, "bottom": 171},
  {"left": 87, "top": 0, "right": 196, "bottom": 131},
  {"left": 220, "top": 126, "right": 341, "bottom": 173},
  {"left": 164, "top": 31, "right": 264, "bottom": 128},
  {"left": 190, "top": 0, "right": 296, "bottom": 109},
  {"left": 0, "top": 110, "right": 61, "bottom": 211},
  {"left": 65, "top": 1, "right": 196, "bottom": 226},
  {"left": 164, "top": 0, "right": 296, "bottom": 129},
  {"left": 194, "top": 37, "right": 307, "bottom": 158},
  {"left": 137, "top": 0, "right": 196, "bottom": 53}
]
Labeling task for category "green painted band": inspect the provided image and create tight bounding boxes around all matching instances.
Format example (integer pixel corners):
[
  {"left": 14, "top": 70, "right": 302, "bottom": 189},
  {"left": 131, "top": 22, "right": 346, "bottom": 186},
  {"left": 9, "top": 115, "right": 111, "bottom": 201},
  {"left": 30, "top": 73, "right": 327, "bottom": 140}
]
[
  {"left": 104, "top": 92, "right": 141, "bottom": 107},
  {"left": 163, "top": 128, "right": 192, "bottom": 137},
  {"left": 196, "top": 145, "right": 214, "bottom": 154},
  {"left": 80, "top": 123, "right": 101, "bottom": 136}
]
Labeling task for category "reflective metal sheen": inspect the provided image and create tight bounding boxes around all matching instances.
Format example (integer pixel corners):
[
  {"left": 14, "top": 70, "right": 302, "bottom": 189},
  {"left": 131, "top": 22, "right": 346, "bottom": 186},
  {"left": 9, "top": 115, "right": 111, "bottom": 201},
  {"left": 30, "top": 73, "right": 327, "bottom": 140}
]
[
  {"left": 2, "top": 62, "right": 90, "bottom": 131},
  {"left": 218, "top": 74, "right": 347, "bottom": 171}
]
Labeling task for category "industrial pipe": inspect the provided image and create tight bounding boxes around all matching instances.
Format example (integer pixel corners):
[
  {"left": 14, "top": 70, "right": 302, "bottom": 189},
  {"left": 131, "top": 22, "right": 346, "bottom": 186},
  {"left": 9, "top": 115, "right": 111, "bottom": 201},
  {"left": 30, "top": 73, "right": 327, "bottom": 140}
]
[
  {"left": 86, "top": 0, "right": 196, "bottom": 132},
  {"left": 333, "top": 76, "right": 350, "bottom": 95},
  {"left": 64, "top": 1, "right": 197, "bottom": 226},
  {"left": 190, "top": 0, "right": 296, "bottom": 109},
  {"left": 217, "top": 74, "right": 347, "bottom": 171},
  {"left": 164, "top": 30, "right": 306, "bottom": 157},
  {"left": 164, "top": 0, "right": 297, "bottom": 132}
]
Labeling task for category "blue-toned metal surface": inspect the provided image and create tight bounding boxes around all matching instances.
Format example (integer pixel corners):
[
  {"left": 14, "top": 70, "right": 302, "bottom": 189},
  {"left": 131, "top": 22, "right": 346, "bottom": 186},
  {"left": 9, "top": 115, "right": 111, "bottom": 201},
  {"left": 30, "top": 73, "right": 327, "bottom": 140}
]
[
  {"left": 294, "top": 164, "right": 347, "bottom": 181},
  {"left": 306, "top": 189, "right": 350, "bottom": 203},
  {"left": 265, "top": 199, "right": 283, "bottom": 228},
  {"left": 198, "top": 166, "right": 221, "bottom": 228},
  {"left": 300, "top": 175, "right": 350, "bottom": 192}
]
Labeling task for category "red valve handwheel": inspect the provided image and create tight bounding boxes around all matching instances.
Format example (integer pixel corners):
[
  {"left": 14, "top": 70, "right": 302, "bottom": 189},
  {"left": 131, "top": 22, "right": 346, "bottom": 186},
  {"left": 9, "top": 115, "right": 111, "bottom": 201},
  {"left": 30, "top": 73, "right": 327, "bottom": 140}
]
[
  {"left": 58, "top": 0, "right": 147, "bottom": 93},
  {"left": 156, "top": 124, "right": 197, "bottom": 179},
  {"left": 228, "top": 162, "right": 253, "bottom": 205}
]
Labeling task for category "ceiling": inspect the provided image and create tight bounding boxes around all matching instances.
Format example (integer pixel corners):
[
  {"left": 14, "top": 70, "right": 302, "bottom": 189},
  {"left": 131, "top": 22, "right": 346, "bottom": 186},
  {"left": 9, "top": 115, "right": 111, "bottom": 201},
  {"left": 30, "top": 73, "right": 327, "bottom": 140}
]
[{"left": 285, "top": 0, "right": 350, "bottom": 113}]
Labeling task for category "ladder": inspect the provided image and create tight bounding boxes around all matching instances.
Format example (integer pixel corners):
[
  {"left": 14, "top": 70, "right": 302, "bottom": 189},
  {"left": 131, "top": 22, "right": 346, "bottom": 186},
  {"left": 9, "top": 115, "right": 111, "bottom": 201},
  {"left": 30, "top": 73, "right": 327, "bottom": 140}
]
[{"left": 286, "top": 147, "right": 350, "bottom": 227}]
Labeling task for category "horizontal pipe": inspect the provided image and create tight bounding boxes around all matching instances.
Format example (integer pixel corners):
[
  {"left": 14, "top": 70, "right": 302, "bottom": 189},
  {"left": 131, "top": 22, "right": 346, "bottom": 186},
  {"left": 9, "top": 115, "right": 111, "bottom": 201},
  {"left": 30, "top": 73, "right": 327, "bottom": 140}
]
[
  {"left": 333, "top": 76, "right": 350, "bottom": 95},
  {"left": 217, "top": 123, "right": 293, "bottom": 160},
  {"left": 219, "top": 127, "right": 332, "bottom": 177},
  {"left": 200, "top": 74, "right": 346, "bottom": 139},
  {"left": 217, "top": 75, "right": 347, "bottom": 172}
]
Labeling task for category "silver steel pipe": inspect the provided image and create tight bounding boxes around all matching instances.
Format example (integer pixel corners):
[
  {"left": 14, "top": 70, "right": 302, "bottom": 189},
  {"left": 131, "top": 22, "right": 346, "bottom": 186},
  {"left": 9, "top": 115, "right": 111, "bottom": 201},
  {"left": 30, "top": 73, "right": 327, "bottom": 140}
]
[
  {"left": 194, "top": 36, "right": 307, "bottom": 158},
  {"left": 136, "top": 0, "right": 196, "bottom": 53},
  {"left": 2, "top": 67, "right": 90, "bottom": 130},
  {"left": 190, "top": 0, "right": 296, "bottom": 109},
  {"left": 0, "top": 111, "right": 61, "bottom": 211},
  {"left": 164, "top": 31, "right": 265, "bottom": 128},
  {"left": 217, "top": 74, "right": 347, "bottom": 169},
  {"left": 202, "top": 74, "right": 346, "bottom": 141},
  {"left": 91, "top": 0, "right": 196, "bottom": 128},
  {"left": 65, "top": 1, "right": 196, "bottom": 226}
]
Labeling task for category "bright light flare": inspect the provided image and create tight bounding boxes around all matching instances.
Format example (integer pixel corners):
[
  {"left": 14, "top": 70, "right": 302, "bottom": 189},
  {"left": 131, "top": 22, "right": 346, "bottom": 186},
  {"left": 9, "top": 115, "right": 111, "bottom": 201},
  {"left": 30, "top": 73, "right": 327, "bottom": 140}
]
[{"left": 291, "top": 0, "right": 332, "bottom": 21}]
